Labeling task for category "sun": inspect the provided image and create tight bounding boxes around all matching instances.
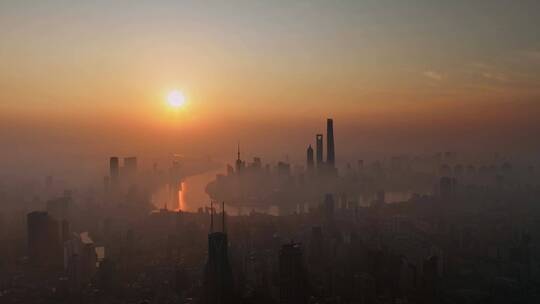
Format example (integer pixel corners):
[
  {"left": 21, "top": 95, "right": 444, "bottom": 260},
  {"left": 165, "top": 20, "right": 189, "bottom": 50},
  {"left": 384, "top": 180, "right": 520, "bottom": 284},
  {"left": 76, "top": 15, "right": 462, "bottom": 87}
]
[{"left": 167, "top": 90, "right": 186, "bottom": 108}]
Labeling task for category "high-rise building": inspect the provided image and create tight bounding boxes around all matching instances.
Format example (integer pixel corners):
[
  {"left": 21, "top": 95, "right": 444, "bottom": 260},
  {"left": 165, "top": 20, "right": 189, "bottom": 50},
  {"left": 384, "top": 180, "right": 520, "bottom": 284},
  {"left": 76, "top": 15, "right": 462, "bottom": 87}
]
[
  {"left": 202, "top": 203, "right": 234, "bottom": 304},
  {"left": 279, "top": 243, "right": 308, "bottom": 304},
  {"left": 109, "top": 157, "right": 119, "bottom": 185},
  {"left": 235, "top": 144, "right": 244, "bottom": 173},
  {"left": 27, "top": 211, "right": 63, "bottom": 268},
  {"left": 326, "top": 118, "right": 335, "bottom": 167},
  {"left": 316, "top": 134, "right": 324, "bottom": 167},
  {"left": 64, "top": 232, "right": 98, "bottom": 293},
  {"left": 306, "top": 145, "right": 314, "bottom": 170}
]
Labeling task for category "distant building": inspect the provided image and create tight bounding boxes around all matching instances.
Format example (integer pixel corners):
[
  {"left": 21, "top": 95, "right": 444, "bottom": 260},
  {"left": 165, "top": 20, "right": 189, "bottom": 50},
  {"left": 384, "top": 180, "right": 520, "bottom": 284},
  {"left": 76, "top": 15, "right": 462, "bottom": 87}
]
[
  {"left": 109, "top": 157, "right": 119, "bottom": 186},
  {"left": 64, "top": 232, "right": 98, "bottom": 293},
  {"left": 326, "top": 118, "right": 335, "bottom": 168},
  {"left": 306, "top": 145, "right": 314, "bottom": 170},
  {"left": 27, "top": 211, "right": 64, "bottom": 268},
  {"left": 279, "top": 243, "right": 308, "bottom": 304},
  {"left": 252, "top": 157, "right": 262, "bottom": 169},
  {"left": 235, "top": 144, "right": 244, "bottom": 173},
  {"left": 202, "top": 204, "right": 234, "bottom": 304},
  {"left": 316, "top": 134, "right": 324, "bottom": 168}
]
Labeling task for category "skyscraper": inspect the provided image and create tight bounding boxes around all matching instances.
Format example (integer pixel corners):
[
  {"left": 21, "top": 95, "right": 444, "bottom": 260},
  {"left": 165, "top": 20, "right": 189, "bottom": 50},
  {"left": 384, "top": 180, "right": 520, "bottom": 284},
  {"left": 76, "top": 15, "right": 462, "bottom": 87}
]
[
  {"left": 109, "top": 157, "right": 119, "bottom": 185},
  {"left": 27, "top": 211, "right": 62, "bottom": 268},
  {"left": 306, "top": 145, "right": 314, "bottom": 170},
  {"left": 279, "top": 243, "right": 309, "bottom": 304},
  {"left": 235, "top": 143, "right": 244, "bottom": 173},
  {"left": 202, "top": 203, "right": 234, "bottom": 304},
  {"left": 316, "top": 134, "right": 323, "bottom": 167},
  {"left": 326, "top": 118, "right": 335, "bottom": 167}
]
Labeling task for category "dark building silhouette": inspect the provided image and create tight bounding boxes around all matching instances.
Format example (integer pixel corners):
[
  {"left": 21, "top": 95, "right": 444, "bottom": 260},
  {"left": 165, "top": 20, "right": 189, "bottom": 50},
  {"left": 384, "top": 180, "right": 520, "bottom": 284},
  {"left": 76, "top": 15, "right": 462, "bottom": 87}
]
[
  {"left": 326, "top": 118, "right": 335, "bottom": 167},
  {"left": 202, "top": 202, "right": 234, "bottom": 304},
  {"left": 235, "top": 144, "right": 244, "bottom": 173},
  {"left": 27, "top": 211, "right": 63, "bottom": 268},
  {"left": 279, "top": 243, "right": 309, "bottom": 304},
  {"left": 316, "top": 134, "right": 324, "bottom": 167},
  {"left": 109, "top": 157, "right": 119, "bottom": 185},
  {"left": 306, "top": 145, "right": 314, "bottom": 170},
  {"left": 422, "top": 255, "right": 439, "bottom": 302}
]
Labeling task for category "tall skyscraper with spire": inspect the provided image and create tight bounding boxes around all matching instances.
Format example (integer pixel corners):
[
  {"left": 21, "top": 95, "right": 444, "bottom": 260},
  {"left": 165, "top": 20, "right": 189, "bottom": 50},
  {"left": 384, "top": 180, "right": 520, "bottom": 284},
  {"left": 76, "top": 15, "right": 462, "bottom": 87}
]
[
  {"left": 202, "top": 202, "right": 234, "bottom": 304},
  {"left": 235, "top": 143, "right": 244, "bottom": 173},
  {"left": 326, "top": 118, "right": 335, "bottom": 168}
]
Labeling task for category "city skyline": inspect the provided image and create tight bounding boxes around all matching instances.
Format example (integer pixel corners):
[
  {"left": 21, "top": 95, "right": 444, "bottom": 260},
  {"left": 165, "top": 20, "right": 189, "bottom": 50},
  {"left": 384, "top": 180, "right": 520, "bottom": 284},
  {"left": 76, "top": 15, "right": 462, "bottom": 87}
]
[
  {"left": 1, "top": 2, "right": 540, "bottom": 303},
  {"left": 2, "top": 1, "right": 540, "bottom": 177}
]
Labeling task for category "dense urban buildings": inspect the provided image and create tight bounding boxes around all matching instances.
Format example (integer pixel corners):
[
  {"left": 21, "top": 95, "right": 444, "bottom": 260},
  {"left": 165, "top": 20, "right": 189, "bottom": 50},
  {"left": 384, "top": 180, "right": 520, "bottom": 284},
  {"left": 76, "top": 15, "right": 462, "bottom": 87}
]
[
  {"left": 1, "top": 118, "right": 539, "bottom": 304},
  {"left": 3, "top": 1, "right": 540, "bottom": 303}
]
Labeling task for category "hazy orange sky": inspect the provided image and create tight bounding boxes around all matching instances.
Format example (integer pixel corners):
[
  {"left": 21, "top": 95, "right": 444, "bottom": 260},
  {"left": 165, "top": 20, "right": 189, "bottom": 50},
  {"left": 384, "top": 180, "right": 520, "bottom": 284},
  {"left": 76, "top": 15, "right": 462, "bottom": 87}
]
[{"left": 1, "top": 1, "right": 540, "bottom": 178}]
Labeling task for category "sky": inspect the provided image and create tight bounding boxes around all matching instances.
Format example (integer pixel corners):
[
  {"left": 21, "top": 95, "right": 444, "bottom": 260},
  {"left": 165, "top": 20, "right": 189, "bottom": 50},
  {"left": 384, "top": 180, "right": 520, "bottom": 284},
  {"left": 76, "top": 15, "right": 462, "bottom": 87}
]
[{"left": 1, "top": 0, "right": 540, "bottom": 178}]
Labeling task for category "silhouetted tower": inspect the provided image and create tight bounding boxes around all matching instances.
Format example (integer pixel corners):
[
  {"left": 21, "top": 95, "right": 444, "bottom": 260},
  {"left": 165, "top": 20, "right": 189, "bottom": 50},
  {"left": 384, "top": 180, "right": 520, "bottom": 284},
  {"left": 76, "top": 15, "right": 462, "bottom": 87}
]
[
  {"left": 202, "top": 202, "right": 234, "bottom": 304},
  {"left": 109, "top": 157, "right": 119, "bottom": 185},
  {"left": 316, "top": 134, "right": 324, "bottom": 167},
  {"left": 235, "top": 143, "right": 243, "bottom": 173},
  {"left": 326, "top": 118, "right": 335, "bottom": 167},
  {"left": 27, "top": 211, "right": 62, "bottom": 268},
  {"left": 306, "top": 145, "right": 314, "bottom": 170},
  {"left": 279, "top": 243, "right": 309, "bottom": 304}
]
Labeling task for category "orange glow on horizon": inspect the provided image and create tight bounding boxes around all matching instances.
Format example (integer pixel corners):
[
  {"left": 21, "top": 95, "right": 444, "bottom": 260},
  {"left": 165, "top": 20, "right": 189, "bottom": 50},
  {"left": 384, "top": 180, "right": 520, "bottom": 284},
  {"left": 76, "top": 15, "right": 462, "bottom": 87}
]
[{"left": 176, "top": 181, "right": 186, "bottom": 211}]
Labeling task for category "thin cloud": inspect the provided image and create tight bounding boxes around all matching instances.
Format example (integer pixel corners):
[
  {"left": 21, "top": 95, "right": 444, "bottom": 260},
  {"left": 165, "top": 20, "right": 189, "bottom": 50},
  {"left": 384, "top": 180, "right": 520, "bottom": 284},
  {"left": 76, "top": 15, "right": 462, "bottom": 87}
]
[
  {"left": 481, "top": 72, "right": 508, "bottom": 82},
  {"left": 423, "top": 71, "right": 443, "bottom": 81}
]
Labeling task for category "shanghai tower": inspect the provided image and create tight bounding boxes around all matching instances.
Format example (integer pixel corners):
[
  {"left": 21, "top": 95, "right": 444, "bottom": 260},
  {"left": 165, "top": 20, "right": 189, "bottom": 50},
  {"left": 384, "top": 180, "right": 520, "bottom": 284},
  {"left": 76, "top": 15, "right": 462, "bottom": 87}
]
[{"left": 326, "top": 118, "right": 335, "bottom": 167}]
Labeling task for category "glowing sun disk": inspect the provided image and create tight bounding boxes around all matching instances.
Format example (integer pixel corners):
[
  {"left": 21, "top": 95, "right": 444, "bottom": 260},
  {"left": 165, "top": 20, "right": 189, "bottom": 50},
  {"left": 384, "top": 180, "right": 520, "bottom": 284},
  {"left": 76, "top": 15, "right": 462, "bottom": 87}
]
[{"left": 167, "top": 90, "right": 186, "bottom": 108}]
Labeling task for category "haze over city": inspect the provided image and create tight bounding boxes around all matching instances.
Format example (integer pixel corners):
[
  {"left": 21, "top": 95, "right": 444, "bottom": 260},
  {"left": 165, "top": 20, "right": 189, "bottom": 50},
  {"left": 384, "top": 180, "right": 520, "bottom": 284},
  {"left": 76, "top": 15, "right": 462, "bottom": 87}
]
[{"left": 1, "top": 1, "right": 540, "bottom": 304}]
